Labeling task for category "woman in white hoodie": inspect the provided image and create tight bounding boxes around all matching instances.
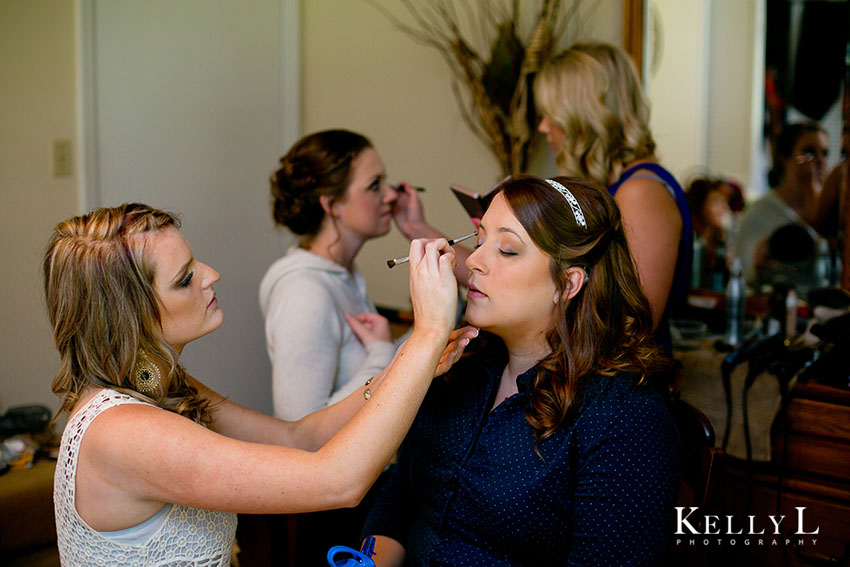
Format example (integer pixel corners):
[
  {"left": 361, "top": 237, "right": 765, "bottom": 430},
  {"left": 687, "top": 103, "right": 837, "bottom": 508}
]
[
  {"left": 261, "top": 129, "right": 471, "bottom": 422},
  {"left": 261, "top": 129, "right": 474, "bottom": 561}
]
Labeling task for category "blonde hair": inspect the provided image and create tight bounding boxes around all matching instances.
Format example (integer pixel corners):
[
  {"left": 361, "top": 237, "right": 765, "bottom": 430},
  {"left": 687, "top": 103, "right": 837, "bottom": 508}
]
[
  {"left": 535, "top": 42, "right": 656, "bottom": 188},
  {"left": 43, "top": 203, "right": 212, "bottom": 424}
]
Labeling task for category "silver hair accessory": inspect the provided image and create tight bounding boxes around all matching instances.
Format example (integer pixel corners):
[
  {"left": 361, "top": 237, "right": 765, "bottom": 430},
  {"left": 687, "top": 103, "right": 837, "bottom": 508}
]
[{"left": 545, "top": 179, "right": 587, "bottom": 230}]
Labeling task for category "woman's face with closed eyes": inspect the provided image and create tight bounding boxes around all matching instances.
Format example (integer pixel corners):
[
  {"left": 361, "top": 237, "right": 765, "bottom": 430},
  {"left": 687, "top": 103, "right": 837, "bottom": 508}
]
[{"left": 464, "top": 193, "right": 559, "bottom": 341}]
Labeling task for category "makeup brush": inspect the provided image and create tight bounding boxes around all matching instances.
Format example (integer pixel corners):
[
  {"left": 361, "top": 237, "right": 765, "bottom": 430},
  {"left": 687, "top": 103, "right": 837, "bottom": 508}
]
[
  {"left": 391, "top": 183, "right": 426, "bottom": 193},
  {"left": 386, "top": 231, "right": 477, "bottom": 269}
]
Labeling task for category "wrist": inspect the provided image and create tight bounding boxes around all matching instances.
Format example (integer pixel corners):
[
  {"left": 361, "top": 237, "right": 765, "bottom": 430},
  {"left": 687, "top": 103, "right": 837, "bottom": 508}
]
[
  {"left": 408, "top": 325, "right": 451, "bottom": 346},
  {"left": 401, "top": 221, "right": 438, "bottom": 241}
]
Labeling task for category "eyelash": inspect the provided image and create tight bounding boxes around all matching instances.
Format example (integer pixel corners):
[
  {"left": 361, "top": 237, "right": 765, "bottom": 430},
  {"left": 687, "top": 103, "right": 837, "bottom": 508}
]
[
  {"left": 179, "top": 272, "right": 194, "bottom": 288},
  {"left": 368, "top": 180, "right": 381, "bottom": 191}
]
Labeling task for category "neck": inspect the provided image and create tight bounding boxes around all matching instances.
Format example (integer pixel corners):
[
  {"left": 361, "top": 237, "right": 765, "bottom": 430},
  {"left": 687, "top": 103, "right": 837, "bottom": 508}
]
[
  {"left": 501, "top": 332, "right": 551, "bottom": 381},
  {"left": 306, "top": 224, "right": 363, "bottom": 271}
]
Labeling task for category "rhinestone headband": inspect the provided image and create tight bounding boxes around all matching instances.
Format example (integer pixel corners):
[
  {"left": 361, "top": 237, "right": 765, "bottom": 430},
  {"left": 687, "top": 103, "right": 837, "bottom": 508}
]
[{"left": 545, "top": 179, "right": 587, "bottom": 230}]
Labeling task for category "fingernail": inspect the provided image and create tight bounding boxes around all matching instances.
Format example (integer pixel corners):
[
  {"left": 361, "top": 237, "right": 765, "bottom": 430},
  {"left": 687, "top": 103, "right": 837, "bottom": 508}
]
[{"left": 461, "top": 338, "right": 470, "bottom": 346}]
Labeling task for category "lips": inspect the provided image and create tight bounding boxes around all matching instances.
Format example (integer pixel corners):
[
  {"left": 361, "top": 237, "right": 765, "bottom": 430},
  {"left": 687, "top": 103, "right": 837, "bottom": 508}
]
[
  {"left": 208, "top": 293, "right": 217, "bottom": 309},
  {"left": 467, "top": 282, "right": 487, "bottom": 299}
]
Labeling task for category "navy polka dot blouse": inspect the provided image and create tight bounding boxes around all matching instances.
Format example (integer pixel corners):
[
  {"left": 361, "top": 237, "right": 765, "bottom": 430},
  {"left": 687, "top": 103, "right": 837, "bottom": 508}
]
[{"left": 362, "top": 340, "right": 680, "bottom": 566}]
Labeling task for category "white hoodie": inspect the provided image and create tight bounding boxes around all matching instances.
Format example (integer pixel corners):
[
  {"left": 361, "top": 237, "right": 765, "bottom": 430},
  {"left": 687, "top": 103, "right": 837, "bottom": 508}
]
[{"left": 259, "top": 247, "right": 396, "bottom": 420}]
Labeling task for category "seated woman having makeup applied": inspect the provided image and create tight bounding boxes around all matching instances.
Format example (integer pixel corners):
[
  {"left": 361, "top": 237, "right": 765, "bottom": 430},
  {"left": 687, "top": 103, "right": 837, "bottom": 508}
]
[
  {"left": 363, "top": 176, "right": 680, "bottom": 567},
  {"left": 43, "top": 203, "right": 476, "bottom": 566}
]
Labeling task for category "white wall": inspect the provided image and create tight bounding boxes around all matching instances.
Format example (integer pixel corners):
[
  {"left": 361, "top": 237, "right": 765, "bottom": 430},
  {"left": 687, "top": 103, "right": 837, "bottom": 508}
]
[
  {"left": 0, "top": 0, "right": 623, "bottom": 415},
  {"left": 647, "top": 0, "right": 710, "bottom": 182},
  {"left": 85, "top": 0, "right": 296, "bottom": 414},
  {"left": 0, "top": 0, "right": 79, "bottom": 416},
  {"left": 706, "top": 0, "right": 762, "bottom": 193},
  {"left": 648, "top": 0, "right": 763, "bottom": 194},
  {"left": 302, "top": 0, "right": 623, "bottom": 309}
]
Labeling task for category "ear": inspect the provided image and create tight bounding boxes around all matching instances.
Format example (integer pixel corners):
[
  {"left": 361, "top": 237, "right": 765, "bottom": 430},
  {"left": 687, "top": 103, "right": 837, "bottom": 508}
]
[
  {"left": 554, "top": 266, "right": 586, "bottom": 303},
  {"left": 318, "top": 195, "right": 336, "bottom": 217}
]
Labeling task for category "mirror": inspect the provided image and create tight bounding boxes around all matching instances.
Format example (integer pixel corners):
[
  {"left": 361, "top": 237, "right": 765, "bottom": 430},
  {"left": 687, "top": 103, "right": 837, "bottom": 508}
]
[{"left": 628, "top": 0, "right": 848, "bottom": 199}]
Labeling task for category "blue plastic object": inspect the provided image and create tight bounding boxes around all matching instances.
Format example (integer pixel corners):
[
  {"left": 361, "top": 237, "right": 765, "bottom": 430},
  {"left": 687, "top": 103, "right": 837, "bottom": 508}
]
[{"left": 326, "top": 536, "right": 376, "bottom": 567}]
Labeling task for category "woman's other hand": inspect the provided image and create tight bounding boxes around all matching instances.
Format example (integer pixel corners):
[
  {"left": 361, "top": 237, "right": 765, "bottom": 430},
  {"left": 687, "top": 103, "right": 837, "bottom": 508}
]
[
  {"left": 435, "top": 325, "right": 478, "bottom": 376},
  {"left": 345, "top": 312, "right": 392, "bottom": 346},
  {"left": 408, "top": 238, "right": 457, "bottom": 340},
  {"left": 392, "top": 182, "right": 428, "bottom": 239}
]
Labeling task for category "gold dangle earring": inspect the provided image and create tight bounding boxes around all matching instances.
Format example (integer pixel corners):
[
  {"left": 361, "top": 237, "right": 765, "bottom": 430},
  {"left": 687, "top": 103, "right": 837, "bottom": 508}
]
[{"left": 134, "top": 349, "right": 161, "bottom": 395}]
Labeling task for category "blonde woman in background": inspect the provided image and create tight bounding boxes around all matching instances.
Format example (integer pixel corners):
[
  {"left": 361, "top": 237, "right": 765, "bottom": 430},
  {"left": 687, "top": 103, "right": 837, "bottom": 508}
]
[
  {"left": 535, "top": 41, "right": 693, "bottom": 351},
  {"left": 44, "top": 203, "right": 474, "bottom": 566}
]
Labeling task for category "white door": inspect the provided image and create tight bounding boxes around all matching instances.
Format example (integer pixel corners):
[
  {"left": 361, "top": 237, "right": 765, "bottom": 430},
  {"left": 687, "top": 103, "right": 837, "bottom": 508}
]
[{"left": 81, "top": 0, "right": 299, "bottom": 412}]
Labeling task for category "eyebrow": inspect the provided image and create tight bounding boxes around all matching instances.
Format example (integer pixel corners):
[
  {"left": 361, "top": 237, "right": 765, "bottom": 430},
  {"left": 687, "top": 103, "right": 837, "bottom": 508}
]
[
  {"left": 477, "top": 222, "right": 525, "bottom": 243},
  {"left": 170, "top": 258, "right": 193, "bottom": 284},
  {"left": 498, "top": 227, "right": 524, "bottom": 241}
]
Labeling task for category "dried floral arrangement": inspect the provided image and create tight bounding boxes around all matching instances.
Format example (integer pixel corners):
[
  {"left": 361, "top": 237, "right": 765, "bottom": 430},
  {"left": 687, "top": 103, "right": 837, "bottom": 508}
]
[{"left": 364, "top": 0, "right": 599, "bottom": 176}]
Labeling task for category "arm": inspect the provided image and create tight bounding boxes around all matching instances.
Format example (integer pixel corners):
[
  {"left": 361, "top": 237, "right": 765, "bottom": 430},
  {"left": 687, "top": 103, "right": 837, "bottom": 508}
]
[
  {"left": 567, "top": 397, "right": 680, "bottom": 566},
  {"left": 188, "top": 325, "right": 477, "bottom": 452},
  {"left": 370, "top": 537, "right": 406, "bottom": 567},
  {"left": 84, "top": 239, "right": 460, "bottom": 518},
  {"left": 360, "top": 429, "right": 417, "bottom": 567},
  {"left": 614, "top": 177, "right": 683, "bottom": 328},
  {"left": 393, "top": 183, "right": 472, "bottom": 286},
  {"left": 812, "top": 159, "right": 847, "bottom": 237},
  {"left": 326, "top": 315, "right": 396, "bottom": 407}
]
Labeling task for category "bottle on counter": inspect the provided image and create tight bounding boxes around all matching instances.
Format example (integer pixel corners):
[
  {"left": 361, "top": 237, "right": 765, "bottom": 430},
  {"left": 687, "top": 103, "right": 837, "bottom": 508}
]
[
  {"left": 725, "top": 257, "right": 745, "bottom": 346},
  {"left": 691, "top": 235, "right": 704, "bottom": 289},
  {"left": 785, "top": 289, "right": 799, "bottom": 337},
  {"left": 710, "top": 240, "right": 728, "bottom": 292},
  {"left": 815, "top": 239, "right": 831, "bottom": 288}
]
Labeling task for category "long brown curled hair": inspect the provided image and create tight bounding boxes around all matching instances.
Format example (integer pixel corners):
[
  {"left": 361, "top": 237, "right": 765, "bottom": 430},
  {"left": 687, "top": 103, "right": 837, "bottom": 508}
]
[
  {"left": 43, "top": 203, "right": 213, "bottom": 424},
  {"left": 500, "top": 176, "right": 677, "bottom": 442}
]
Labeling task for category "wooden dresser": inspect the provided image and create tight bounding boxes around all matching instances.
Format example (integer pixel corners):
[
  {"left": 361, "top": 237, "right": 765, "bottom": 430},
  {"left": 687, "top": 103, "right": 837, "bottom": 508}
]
[{"left": 721, "top": 381, "right": 850, "bottom": 566}]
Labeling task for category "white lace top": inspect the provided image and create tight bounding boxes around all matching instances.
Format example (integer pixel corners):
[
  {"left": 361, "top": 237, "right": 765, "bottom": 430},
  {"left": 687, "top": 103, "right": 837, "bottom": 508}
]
[{"left": 54, "top": 389, "right": 238, "bottom": 566}]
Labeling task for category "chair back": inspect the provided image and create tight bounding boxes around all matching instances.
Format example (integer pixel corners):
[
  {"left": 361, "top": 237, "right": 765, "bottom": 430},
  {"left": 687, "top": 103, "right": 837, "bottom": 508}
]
[
  {"left": 665, "top": 398, "right": 725, "bottom": 567},
  {"left": 670, "top": 398, "right": 721, "bottom": 509}
]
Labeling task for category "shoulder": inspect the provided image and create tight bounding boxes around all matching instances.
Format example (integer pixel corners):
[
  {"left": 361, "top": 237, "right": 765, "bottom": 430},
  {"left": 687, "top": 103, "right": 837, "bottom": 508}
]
[
  {"left": 575, "top": 375, "right": 678, "bottom": 447},
  {"left": 78, "top": 395, "right": 199, "bottom": 465},
  {"left": 737, "top": 192, "right": 794, "bottom": 234},
  {"left": 615, "top": 172, "right": 679, "bottom": 213},
  {"left": 81, "top": 395, "right": 216, "bottom": 460},
  {"left": 260, "top": 258, "right": 342, "bottom": 313}
]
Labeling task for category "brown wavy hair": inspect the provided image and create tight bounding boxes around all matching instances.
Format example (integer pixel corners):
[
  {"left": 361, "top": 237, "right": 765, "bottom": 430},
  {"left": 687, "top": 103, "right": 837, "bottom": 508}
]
[
  {"left": 535, "top": 42, "right": 655, "bottom": 188},
  {"left": 270, "top": 129, "right": 372, "bottom": 244},
  {"left": 500, "top": 176, "right": 677, "bottom": 442},
  {"left": 43, "top": 203, "right": 213, "bottom": 424}
]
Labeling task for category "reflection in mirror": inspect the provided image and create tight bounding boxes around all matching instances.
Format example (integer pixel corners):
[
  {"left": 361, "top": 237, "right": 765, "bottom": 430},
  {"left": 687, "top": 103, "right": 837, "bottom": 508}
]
[
  {"left": 646, "top": 0, "right": 848, "bottom": 297},
  {"left": 763, "top": 1, "right": 847, "bottom": 179},
  {"left": 646, "top": 0, "right": 847, "bottom": 195}
]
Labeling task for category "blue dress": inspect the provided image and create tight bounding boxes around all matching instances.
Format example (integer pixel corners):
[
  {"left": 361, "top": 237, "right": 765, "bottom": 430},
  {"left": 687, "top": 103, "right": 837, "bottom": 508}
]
[
  {"left": 362, "top": 339, "right": 680, "bottom": 566},
  {"left": 608, "top": 163, "right": 693, "bottom": 352}
]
